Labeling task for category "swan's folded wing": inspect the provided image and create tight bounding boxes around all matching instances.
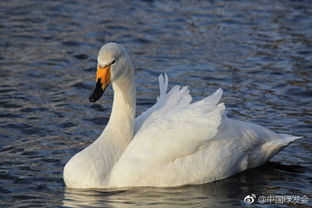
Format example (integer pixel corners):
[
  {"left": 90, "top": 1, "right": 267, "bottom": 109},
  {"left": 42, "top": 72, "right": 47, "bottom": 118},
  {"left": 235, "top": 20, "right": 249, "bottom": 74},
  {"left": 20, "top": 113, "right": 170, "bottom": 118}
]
[
  {"left": 135, "top": 74, "right": 224, "bottom": 134},
  {"left": 123, "top": 81, "right": 225, "bottom": 164},
  {"left": 134, "top": 73, "right": 192, "bottom": 133}
]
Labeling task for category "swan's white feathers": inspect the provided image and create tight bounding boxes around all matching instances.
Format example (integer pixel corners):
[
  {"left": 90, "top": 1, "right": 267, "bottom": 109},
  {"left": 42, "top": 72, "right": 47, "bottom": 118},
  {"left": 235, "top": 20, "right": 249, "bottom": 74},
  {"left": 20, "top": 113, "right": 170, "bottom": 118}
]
[
  {"left": 135, "top": 73, "right": 192, "bottom": 133},
  {"left": 108, "top": 75, "right": 227, "bottom": 186},
  {"left": 64, "top": 43, "right": 301, "bottom": 188},
  {"left": 135, "top": 74, "right": 223, "bottom": 135},
  {"left": 158, "top": 73, "right": 168, "bottom": 96},
  {"left": 130, "top": 103, "right": 225, "bottom": 162}
]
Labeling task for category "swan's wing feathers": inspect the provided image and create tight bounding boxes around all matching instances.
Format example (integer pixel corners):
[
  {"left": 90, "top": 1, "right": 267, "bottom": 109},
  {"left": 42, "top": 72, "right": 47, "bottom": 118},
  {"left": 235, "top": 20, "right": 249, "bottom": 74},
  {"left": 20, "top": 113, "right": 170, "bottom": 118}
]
[
  {"left": 193, "top": 88, "right": 223, "bottom": 107},
  {"left": 134, "top": 74, "right": 169, "bottom": 132},
  {"left": 127, "top": 90, "right": 225, "bottom": 164},
  {"left": 134, "top": 73, "right": 192, "bottom": 133},
  {"left": 158, "top": 73, "right": 168, "bottom": 96},
  {"left": 135, "top": 74, "right": 224, "bottom": 134}
]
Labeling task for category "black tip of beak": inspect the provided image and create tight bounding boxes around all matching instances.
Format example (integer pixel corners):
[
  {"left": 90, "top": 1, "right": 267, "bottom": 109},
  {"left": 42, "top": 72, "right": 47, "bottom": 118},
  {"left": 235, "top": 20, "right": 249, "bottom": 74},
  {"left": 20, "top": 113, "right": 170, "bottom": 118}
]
[{"left": 89, "top": 79, "right": 104, "bottom": 103}]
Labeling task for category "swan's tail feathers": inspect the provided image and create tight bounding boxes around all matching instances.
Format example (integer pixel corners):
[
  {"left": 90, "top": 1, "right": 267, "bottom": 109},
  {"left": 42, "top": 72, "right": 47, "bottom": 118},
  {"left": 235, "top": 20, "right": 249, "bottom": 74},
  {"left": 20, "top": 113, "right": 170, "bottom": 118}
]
[
  {"left": 263, "top": 135, "right": 300, "bottom": 163},
  {"left": 279, "top": 134, "right": 302, "bottom": 143},
  {"left": 248, "top": 135, "right": 301, "bottom": 168},
  {"left": 274, "top": 134, "right": 301, "bottom": 154},
  {"left": 159, "top": 73, "right": 169, "bottom": 96}
]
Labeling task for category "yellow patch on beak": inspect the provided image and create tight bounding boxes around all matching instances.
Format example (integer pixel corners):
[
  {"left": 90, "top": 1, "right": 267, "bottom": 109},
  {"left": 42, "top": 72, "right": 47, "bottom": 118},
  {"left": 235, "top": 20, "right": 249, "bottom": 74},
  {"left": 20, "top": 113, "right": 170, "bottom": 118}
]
[{"left": 96, "top": 65, "right": 111, "bottom": 89}]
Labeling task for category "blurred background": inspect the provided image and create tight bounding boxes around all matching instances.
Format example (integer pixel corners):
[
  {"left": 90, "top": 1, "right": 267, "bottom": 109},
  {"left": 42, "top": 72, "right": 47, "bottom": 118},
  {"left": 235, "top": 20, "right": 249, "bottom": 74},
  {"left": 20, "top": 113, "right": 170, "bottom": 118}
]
[{"left": 0, "top": 0, "right": 311, "bottom": 207}]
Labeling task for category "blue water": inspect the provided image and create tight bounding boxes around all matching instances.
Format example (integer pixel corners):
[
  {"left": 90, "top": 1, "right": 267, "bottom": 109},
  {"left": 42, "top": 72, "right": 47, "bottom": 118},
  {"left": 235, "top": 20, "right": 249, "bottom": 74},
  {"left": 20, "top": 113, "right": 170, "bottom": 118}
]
[{"left": 0, "top": 0, "right": 311, "bottom": 207}]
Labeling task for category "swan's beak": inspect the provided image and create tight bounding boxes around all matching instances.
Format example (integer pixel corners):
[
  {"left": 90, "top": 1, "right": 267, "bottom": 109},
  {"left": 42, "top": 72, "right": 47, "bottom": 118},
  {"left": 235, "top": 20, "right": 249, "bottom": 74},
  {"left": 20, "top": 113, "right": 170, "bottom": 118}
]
[{"left": 89, "top": 65, "right": 111, "bottom": 103}]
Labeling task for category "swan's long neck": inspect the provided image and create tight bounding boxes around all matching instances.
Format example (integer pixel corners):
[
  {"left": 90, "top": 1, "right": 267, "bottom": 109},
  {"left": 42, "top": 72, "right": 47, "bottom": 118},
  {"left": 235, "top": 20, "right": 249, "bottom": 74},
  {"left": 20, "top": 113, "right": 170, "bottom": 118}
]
[{"left": 103, "top": 71, "right": 136, "bottom": 150}]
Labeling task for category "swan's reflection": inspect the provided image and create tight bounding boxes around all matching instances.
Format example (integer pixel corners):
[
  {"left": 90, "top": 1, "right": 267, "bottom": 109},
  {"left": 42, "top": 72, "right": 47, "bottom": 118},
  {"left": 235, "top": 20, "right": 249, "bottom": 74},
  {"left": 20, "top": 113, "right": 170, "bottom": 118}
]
[
  {"left": 62, "top": 162, "right": 305, "bottom": 208},
  {"left": 63, "top": 185, "right": 235, "bottom": 208}
]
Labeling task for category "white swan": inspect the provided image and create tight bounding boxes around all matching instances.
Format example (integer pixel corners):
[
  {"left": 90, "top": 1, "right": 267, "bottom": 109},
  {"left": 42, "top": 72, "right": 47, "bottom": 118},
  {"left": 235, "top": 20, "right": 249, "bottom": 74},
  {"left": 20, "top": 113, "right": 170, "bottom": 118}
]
[{"left": 63, "top": 42, "right": 300, "bottom": 189}]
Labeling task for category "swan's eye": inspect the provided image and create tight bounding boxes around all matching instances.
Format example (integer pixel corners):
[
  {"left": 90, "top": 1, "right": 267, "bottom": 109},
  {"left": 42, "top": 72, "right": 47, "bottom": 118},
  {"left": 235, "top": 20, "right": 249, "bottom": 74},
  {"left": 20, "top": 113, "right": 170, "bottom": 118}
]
[{"left": 99, "top": 60, "right": 116, "bottom": 68}]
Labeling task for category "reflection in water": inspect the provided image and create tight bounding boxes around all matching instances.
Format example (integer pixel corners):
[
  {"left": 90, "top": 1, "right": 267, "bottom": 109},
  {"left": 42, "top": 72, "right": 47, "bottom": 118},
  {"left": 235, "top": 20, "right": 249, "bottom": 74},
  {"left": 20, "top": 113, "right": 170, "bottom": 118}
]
[
  {"left": 63, "top": 181, "right": 240, "bottom": 208},
  {"left": 63, "top": 162, "right": 309, "bottom": 208}
]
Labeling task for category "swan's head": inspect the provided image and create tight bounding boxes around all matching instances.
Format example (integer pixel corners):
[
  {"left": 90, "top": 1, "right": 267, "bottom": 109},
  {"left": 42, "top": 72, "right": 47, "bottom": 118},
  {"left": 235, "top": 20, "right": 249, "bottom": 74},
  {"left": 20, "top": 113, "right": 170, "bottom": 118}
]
[{"left": 89, "top": 42, "right": 132, "bottom": 102}]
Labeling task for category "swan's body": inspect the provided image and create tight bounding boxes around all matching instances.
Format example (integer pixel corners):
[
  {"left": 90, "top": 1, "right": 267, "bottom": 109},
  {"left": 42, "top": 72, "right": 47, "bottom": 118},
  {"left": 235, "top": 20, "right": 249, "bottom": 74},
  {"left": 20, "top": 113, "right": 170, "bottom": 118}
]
[{"left": 63, "top": 43, "right": 300, "bottom": 188}]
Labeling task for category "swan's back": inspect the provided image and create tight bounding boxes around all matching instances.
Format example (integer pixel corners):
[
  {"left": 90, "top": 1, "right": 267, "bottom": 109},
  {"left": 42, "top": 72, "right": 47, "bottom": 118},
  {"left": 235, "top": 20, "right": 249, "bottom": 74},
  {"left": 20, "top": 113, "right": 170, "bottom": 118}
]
[{"left": 210, "top": 119, "right": 299, "bottom": 172}]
